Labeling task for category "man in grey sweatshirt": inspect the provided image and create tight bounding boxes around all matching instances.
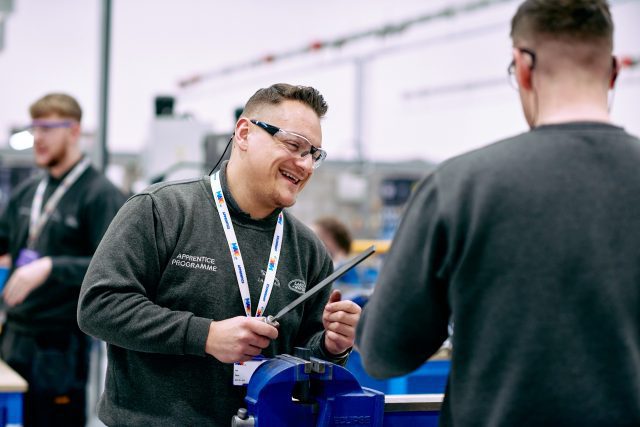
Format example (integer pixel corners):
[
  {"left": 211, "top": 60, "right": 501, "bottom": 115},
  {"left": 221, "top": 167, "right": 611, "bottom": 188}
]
[
  {"left": 356, "top": 1, "right": 640, "bottom": 426},
  {"left": 78, "top": 84, "right": 361, "bottom": 426}
]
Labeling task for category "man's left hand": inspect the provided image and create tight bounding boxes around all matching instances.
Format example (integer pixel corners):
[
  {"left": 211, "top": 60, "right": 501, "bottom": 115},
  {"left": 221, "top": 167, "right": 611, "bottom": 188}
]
[
  {"left": 2, "top": 257, "right": 52, "bottom": 307},
  {"left": 322, "top": 289, "right": 361, "bottom": 355}
]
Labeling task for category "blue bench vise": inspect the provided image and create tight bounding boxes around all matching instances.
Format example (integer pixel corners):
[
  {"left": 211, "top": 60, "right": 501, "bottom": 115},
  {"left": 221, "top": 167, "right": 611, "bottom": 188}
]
[
  {"left": 231, "top": 348, "right": 442, "bottom": 427},
  {"left": 231, "top": 347, "right": 385, "bottom": 427}
]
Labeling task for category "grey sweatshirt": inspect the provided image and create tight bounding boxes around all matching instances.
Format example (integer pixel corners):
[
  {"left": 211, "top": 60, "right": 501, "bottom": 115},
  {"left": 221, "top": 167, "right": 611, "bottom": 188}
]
[
  {"left": 356, "top": 123, "right": 640, "bottom": 426},
  {"left": 78, "top": 167, "right": 340, "bottom": 426}
]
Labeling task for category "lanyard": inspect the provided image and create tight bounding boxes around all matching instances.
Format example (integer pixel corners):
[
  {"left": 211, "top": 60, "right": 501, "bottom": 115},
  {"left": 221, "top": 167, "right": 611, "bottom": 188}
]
[
  {"left": 210, "top": 172, "right": 284, "bottom": 317},
  {"left": 28, "top": 157, "right": 91, "bottom": 249}
]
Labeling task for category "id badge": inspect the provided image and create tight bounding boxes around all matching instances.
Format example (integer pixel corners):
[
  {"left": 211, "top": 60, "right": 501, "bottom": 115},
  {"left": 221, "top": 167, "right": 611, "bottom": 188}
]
[
  {"left": 233, "top": 356, "right": 267, "bottom": 386},
  {"left": 16, "top": 248, "right": 41, "bottom": 268}
]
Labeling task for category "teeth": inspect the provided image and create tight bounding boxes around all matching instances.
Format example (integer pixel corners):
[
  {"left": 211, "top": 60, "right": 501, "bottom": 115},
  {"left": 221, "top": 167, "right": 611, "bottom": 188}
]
[{"left": 282, "top": 171, "right": 300, "bottom": 184}]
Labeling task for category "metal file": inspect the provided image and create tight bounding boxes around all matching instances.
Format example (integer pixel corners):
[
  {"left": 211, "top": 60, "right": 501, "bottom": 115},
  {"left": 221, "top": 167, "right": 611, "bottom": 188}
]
[{"left": 264, "top": 245, "right": 376, "bottom": 327}]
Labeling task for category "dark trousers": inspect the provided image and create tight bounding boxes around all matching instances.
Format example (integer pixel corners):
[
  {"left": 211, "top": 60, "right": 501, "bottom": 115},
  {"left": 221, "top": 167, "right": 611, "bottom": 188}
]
[{"left": 0, "top": 324, "right": 90, "bottom": 427}]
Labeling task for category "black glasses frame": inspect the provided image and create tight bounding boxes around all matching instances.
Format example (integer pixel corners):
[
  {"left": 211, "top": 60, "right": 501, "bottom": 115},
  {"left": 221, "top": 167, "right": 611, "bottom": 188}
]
[
  {"left": 508, "top": 47, "right": 537, "bottom": 88},
  {"left": 251, "top": 120, "right": 283, "bottom": 137},
  {"left": 250, "top": 119, "right": 326, "bottom": 166}
]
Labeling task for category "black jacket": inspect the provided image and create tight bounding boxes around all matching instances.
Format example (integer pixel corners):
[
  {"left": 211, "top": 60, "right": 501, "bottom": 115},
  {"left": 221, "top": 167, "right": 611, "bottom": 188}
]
[{"left": 0, "top": 160, "right": 125, "bottom": 333}]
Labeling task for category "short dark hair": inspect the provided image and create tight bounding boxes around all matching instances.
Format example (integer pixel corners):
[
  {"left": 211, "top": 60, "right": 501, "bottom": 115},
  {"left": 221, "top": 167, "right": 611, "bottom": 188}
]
[
  {"left": 315, "top": 217, "right": 352, "bottom": 254},
  {"left": 511, "top": 0, "right": 613, "bottom": 47},
  {"left": 242, "top": 83, "right": 328, "bottom": 119},
  {"left": 30, "top": 93, "right": 83, "bottom": 122}
]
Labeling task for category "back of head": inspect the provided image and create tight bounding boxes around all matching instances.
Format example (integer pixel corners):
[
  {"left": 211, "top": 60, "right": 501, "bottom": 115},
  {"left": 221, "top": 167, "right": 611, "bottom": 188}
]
[
  {"left": 511, "top": 0, "right": 614, "bottom": 79},
  {"left": 315, "top": 217, "right": 352, "bottom": 255},
  {"left": 30, "top": 93, "right": 82, "bottom": 121},
  {"left": 241, "top": 83, "right": 328, "bottom": 119}
]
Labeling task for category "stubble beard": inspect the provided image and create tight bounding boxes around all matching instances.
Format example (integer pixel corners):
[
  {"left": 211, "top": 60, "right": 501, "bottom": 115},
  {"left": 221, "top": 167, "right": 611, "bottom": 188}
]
[{"left": 37, "top": 145, "right": 67, "bottom": 170}]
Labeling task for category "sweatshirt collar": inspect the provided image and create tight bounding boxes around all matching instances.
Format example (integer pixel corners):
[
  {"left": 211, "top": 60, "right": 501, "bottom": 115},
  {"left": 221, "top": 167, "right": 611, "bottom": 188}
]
[
  {"left": 217, "top": 161, "right": 282, "bottom": 229},
  {"left": 533, "top": 121, "right": 624, "bottom": 133},
  {"left": 48, "top": 155, "right": 88, "bottom": 184}
]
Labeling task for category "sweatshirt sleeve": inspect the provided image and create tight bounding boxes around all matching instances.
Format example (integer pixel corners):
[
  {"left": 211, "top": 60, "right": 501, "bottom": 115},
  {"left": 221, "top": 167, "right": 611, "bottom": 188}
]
[
  {"left": 77, "top": 193, "right": 211, "bottom": 357},
  {"left": 355, "top": 173, "right": 450, "bottom": 378}
]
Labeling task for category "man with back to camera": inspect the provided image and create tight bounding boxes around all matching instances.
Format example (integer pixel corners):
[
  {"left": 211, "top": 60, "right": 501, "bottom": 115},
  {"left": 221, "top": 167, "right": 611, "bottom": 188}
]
[
  {"left": 356, "top": 1, "right": 640, "bottom": 426},
  {"left": 0, "top": 93, "right": 126, "bottom": 426},
  {"left": 78, "top": 83, "right": 362, "bottom": 426}
]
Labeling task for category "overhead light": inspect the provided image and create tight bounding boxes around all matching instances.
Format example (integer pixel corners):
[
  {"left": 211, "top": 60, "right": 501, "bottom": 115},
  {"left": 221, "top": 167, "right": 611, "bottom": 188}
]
[{"left": 9, "top": 130, "right": 34, "bottom": 150}]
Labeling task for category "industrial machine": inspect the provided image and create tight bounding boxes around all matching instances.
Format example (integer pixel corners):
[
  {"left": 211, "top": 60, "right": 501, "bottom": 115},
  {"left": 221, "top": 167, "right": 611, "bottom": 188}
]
[{"left": 231, "top": 348, "right": 442, "bottom": 427}]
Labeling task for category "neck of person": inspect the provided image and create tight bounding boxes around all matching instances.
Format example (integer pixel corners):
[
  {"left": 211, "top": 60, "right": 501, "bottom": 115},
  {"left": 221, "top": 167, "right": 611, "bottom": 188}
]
[
  {"left": 225, "top": 160, "right": 275, "bottom": 220},
  {"left": 533, "top": 81, "right": 611, "bottom": 127},
  {"left": 48, "top": 150, "right": 83, "bottom": 179}
]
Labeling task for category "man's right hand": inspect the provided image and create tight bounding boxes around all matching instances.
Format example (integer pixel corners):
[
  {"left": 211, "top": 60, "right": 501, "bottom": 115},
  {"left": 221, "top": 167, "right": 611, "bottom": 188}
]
[
  {"left": 205, "top": 316, "right": 279, "bottom": 363},
  {"left": 0, "top": 253, "right": 11, "bottom": 268}
]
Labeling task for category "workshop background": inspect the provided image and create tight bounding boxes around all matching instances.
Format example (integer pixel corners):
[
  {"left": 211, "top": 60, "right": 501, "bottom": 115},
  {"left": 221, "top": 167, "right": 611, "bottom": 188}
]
[{"left": 0, "top": 1, "right": 638, "bottom": 426}]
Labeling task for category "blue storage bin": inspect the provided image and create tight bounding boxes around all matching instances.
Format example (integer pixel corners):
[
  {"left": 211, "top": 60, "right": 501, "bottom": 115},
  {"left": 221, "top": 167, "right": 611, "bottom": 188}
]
[
  {"left": 0, "top": 391, "right": 24, "bottom": 427},
  {"left": 0, "top": 360, "right": 27, "bottom": 427},
  {"left": 0, "top": 267, "right": 9, "bottom": 293},
  {"left": 346, "top": 350, "right": 450, "bottom": 394}
]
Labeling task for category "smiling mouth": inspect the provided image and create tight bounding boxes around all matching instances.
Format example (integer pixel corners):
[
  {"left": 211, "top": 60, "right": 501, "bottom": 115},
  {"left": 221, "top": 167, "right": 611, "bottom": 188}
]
[{"left": 281, "top": 170, "right": 301, "bottom": 185}]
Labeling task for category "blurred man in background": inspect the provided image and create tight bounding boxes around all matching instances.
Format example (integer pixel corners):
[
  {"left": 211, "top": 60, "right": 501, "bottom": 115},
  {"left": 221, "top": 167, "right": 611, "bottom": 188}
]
[
  {"left": 312, "top": 216, "right": 353, "bottom": 264},
  {"left": 312, "top": 216, "right": 366, "bottom": 303},
  {"left": 0, "top": 93, "right": 125, "bottom": 426},
  {"left": 357, "top": 1, "right": 640, "bottom": 425}
]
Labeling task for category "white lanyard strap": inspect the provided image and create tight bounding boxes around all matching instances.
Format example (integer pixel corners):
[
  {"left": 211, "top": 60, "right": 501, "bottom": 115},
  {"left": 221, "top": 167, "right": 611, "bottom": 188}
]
[
  {"left": 210, "top": 172, "right": 283, "bottom": 317},
  {"left": 28, "top": 157, "right": 91, "bottom": 248}
]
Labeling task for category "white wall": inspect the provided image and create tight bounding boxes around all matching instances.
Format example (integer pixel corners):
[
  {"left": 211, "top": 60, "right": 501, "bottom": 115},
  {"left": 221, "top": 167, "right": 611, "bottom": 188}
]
[{"left": 1, "top": 0, "right": 638, "bottom": 164}]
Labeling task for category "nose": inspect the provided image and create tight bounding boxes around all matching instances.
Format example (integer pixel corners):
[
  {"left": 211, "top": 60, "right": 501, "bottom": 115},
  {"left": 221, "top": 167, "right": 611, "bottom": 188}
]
[
  {"left": 31, "top": 128, "right": 46, "bottom": 144},
  {"left": 295, "top": 153, "right": 314, "bottom": 174}
]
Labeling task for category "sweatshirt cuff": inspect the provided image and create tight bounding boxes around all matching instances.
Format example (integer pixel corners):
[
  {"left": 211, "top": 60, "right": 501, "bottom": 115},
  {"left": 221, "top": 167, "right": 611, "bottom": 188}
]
[
  {"left": 318, "top": 331, "right": 352, "bottom": 366},
  {"left": 48, "top": 256, "right": 61, "bottom": 281},
  {"left": 184, "top": 316, "right": 212, "bottom": 356}
]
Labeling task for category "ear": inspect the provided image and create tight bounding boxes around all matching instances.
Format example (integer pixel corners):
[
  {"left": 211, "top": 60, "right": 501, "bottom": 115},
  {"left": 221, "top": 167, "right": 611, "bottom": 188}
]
[
  {"left": 610, "top": 56, "right": 619, "bottom": 89},
  {"left": 69, "top": 121, "right": 82, "bottom": 140},
  {"left": 514, "top": 48, "right": 534, "bottom": 90},
  {"left": 234, "top": 117, "right": 251, "bottom": 151}
]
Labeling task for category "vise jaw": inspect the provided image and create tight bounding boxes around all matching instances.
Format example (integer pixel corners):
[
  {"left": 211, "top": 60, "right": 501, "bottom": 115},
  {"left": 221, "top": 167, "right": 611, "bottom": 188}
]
[{"left": 232, "top": 350, "right": 384, "bottom": 427}]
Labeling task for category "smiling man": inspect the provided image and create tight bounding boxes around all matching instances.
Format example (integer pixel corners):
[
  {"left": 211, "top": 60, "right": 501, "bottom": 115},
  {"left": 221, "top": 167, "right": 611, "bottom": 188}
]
[
  {"left": 0, "top": 93, "right": 125, "bottom": 427},
  {"left": 78, "top": 83, "right": 361, "bottom": 426}
]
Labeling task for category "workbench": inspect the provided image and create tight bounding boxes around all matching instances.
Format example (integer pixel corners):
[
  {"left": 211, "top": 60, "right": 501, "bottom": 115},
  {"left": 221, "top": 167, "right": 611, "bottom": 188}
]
[{"left": 0, "top": 359, "right": 27, "bottom": 427}]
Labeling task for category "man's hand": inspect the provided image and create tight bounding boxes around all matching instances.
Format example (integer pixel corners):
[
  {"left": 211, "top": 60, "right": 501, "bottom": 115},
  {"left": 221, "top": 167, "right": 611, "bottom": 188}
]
[
  {"left": 323, "top": 289, "right": 361, "bottom": 355},
  {"left": 0, "top": 253, "right": 11, "bottom": 268},
  {"left": 2, "top": 256, "right": 52, "bottom": 307},
  {"left": 205, "top": 316, "right": 279, "bottom": 363}
]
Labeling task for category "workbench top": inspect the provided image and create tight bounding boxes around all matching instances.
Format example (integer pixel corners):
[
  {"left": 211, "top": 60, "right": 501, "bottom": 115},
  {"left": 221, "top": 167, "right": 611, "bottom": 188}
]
[{"left": 0, "top": 359, "right": 27, "bottom": 392}]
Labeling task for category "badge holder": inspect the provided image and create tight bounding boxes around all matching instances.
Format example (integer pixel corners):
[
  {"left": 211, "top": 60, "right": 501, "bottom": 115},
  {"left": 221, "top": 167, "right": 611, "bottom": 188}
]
[
  {"left": 233, "top": 355, "right": 267, "bottom": 386},
  {"left": 16, "top": 248, "right": 41, "bottom": 268}
]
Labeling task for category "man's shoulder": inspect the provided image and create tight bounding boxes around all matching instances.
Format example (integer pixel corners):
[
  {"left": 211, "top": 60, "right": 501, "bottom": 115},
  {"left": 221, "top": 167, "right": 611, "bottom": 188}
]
[
  {"left": 83, "top": 166, "right": 124, "bottom": 192},
  {"left": 138, "top": 176, "right": 206, "bottom": 197},
  {"left": 420, "top": 132, "right": 530, "bottom": 192},
  {"left": 438, "top": 132, "right": 532, "bottom": 172},
  {"left": 126, "top": 176, "right": 208, "bottom": 212},
  {"left": 283, "top": 211, "right": 314, "bottom": 238},
  {"left": 440, "top": 123, "right": 640, "bottom": 173},
  {"left": 283, "top": 211, "right": 329, "bottom": 255},
  {"left": 7, "top": 172, "right": 41, "bottom": 201}
]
